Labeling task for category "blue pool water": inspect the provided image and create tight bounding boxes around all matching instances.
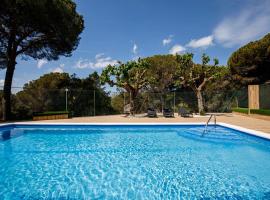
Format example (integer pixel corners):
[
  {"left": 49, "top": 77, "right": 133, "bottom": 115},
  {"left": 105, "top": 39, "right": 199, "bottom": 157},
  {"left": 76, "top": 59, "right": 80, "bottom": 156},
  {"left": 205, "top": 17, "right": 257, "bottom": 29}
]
[{"left": 0, "top": 125, "right": 270, "bottom": 199}]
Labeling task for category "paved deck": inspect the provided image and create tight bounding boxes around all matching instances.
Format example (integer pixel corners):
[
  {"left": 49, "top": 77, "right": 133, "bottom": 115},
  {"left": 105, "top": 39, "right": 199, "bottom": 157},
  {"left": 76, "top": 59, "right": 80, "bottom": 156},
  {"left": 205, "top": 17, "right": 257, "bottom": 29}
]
[{"left": 30, "top": 113, "right": 270, "bottom": 134}]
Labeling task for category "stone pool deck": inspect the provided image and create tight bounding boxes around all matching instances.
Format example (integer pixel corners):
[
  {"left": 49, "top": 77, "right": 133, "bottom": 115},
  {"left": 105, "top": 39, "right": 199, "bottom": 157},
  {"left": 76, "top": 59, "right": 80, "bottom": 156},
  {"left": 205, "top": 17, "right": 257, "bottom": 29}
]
[{"left": 29, "top": 113, "right": 270, "bottom": 134}]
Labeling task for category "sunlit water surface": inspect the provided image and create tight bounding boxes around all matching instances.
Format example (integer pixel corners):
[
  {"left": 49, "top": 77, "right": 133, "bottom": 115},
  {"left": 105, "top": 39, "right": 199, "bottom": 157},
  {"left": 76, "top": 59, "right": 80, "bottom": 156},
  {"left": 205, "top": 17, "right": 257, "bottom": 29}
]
[{"left": 0, "top": 125, "right": 270, "bottom": 199}]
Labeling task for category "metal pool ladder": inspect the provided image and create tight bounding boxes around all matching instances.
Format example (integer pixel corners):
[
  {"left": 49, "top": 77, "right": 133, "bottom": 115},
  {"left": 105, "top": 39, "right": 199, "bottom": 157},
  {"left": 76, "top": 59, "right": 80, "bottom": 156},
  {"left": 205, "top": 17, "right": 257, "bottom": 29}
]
[{"left": 202, "top": 114, "right": 216, "bottom": 136}]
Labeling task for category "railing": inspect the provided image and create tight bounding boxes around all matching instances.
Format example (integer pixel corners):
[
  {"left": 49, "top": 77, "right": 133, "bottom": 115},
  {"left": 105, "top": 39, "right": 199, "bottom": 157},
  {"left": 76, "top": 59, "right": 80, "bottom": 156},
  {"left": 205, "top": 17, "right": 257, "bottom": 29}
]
[{"left": 202, "top": 114, "right": 216, "bottom": 136}]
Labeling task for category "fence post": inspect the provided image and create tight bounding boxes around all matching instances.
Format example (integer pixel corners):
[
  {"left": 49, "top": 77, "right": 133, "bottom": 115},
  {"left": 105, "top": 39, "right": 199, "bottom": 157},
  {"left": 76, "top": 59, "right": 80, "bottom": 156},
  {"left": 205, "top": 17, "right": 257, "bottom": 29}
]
[
  {"left": 123, "top": 92, "right": 126, "bottom": 113},
  {"left": 93, "top": 90, "right": 96, "bottom": 116},
  {"left": 174, "top": 92, "right": 176, "bottom": 113},
  {"left": 65, "top": 88, "right": 69, "bottom": 111}
]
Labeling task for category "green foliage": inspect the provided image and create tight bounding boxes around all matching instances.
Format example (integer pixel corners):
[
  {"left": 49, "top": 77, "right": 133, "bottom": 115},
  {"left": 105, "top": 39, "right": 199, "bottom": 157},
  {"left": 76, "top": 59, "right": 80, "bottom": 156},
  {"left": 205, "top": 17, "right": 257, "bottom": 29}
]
[
  {"left": 232, "top": 107, "right": 270, "bottom": 116},
  {"left": 5, "top": 72, "right": 115, "bottom": 119},
  {"left": 33, "top": 111, "right": 69, "bottom": 117},
  {"left": 111, "top": 93, "right": 125, "bottom": 114},
  {"left": 0, "top": 0, "right": 84, "bottom": 66},
  {"left": 100, "top": 59, "right": 150, "bottom": 114},
  {"left": 252, "top": 109, "right": 270, "bottom": 116},
  {"left": 175, "top": 53, "right": 222, "bottom": 90},
  {"left": 228, "top": 33, "right": 270, "bottom": 84},
  {"left": 232, "top": 107, "right": 249, "bottom": 114},
  {"left": 143, "top": 55, "right": 178, "bottom": 93},
  {"left": 0, "top": 0, "right": 84, "bottom": 120},
  {"left": 199, "top": 110, "right": 206, "bottom": 116},
  {"left": 15, "top": 73, "right": 70, "bottom": 115},
  {"left": 175, "top": 53, "right": 226, "bottom": 114},
  {"left": 100, "top": 59, "right": 150, "bottom": 90}
]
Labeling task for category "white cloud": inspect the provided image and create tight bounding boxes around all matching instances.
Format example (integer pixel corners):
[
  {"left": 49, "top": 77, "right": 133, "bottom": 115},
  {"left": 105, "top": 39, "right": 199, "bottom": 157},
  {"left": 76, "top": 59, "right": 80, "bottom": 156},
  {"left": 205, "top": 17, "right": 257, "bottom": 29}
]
[
  {"left": 163, "top": 35, "right": 173, "bottom": 46},
  {"left": 186, "top": 35, "right": 214, "bottom": 48},
  {"left": 169, "top": 44, "right": 186, "bottom": 55},
  {"left": 75, "top": 59, "right": 93, "bottom": 69},
  {"left": 52, "top": 67, "right": 64, "bottom": 73},
  {"left": 132, "top": 43, "right": 138, "bottom": 54},
  {"left": 37, "top": 59, "right": 48, "bottom": 68},
  {"left": 0, "top": 79, "right": 4, "bottom": 86},
  {"left": 213, "top": 1, "right": 270, "bottom": 47},
  {"left": 75, "top": 54, "right": 118, "bottom": 69},
  {"left": 51, "top": 63, "right": 64, "bottom": 73},
  {"left": 95, "top": 53, "right": 105, "bottom": 59}
]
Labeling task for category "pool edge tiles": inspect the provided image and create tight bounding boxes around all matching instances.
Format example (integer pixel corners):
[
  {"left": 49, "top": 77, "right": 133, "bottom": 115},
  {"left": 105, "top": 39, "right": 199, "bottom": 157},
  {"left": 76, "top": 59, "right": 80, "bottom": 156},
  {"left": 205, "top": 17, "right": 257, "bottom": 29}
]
[
  {"left": 0, "top": 122, "right": 270, "bottom": 140},
  {"left": 218, "top": 122, "right": 270, "bottom": 140}
]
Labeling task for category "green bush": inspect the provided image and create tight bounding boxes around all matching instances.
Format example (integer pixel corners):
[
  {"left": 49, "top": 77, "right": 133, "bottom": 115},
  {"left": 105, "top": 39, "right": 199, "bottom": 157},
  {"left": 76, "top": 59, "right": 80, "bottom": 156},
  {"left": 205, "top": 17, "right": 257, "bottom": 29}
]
[
  {"left": 232, "top": 107, "right": 270, "bottom": 116},
  {"left": 232, "top": 107, "right": 249, "bottom": 114},
  {"left": 33, "top": 111, "right": 69, "bottom": 117},
  {"left": 251, "top": 109, "right": 270, "bottom": 116}
]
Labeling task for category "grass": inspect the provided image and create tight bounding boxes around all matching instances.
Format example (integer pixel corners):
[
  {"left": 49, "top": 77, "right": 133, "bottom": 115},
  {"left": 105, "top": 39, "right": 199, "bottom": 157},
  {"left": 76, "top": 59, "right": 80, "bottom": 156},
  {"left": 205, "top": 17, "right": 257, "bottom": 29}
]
[
  {"left": 232, "top": 107, "right": 270, "bottom": 116},
  {"left": 33, "top": 111, "right": 69, "bottom": 116}
]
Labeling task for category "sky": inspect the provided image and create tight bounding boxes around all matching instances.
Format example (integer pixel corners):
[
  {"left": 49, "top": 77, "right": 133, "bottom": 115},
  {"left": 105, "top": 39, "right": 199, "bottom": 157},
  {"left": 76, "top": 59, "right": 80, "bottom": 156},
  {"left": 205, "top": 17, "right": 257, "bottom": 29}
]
[{"left": 1, "top": 0, "right": 270, "bottom": 90}]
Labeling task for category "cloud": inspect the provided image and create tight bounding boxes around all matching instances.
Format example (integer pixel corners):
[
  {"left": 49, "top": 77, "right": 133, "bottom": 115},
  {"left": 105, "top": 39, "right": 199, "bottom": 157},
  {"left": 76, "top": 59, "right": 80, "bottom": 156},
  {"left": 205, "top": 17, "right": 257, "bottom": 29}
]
[
  {"left": 75, "top": 54, "right": 118, "bottom": 69},
  {"left": 163, "top": 35, "right": 173, "bottom": 46},
  {"left": 37, "top": 59, "right": 48, "bottom": 68},
  {"left": 95, "top": 53, "right": 105, "bottom": 59},
  {"left": 169, "top": 44, "right": 186, "bottom": 55},
  {"left": 213, "top": 1, "right": 270, "bottom": 47},
  {"left": 0, "top": 79, "right": 4, "bottom": 86},
  {"left": 52, "top": 67, "right": 64, "bottom": 73},
  {"left": 51, "top": 63, "right": 64, "bottom": 73},
  {"left": 75, "top": 59, "right": 93, "bottom": 69},
  {"left": 186, "top": 35, "right": 214, "bottom": 48},
  {"left": 132, "top": 43, "right": 138, "bottom": 54}
]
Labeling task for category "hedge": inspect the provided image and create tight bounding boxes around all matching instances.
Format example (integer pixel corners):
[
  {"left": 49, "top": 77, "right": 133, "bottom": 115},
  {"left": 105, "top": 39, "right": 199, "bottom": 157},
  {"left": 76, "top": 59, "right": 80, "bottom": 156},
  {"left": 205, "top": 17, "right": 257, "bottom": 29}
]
[
  {"left": 232, "top": 108, "right": 270, "bottom": 116},
  {"left": 33, "top": 111, "right": 69, "bottom": 117}
]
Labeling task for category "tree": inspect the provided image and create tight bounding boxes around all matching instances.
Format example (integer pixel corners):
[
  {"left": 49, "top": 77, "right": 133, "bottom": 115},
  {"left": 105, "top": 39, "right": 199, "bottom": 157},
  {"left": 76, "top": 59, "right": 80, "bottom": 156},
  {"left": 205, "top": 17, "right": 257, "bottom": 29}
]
[
  {"left": 175, "top": 53, "right": 221, "bottom": 114},
  {"left": 111, "top": 93, "right": 125, "bottom": 114},
  {"left": 228, "top": 33, "right": 270, "bottom": 84},
  {"left": 144, "top": 55, "right": 178, "bottom": 110},
  {"left": 15, "top": 73, "right": 70, "bottom": 116},
  {"left": 63, "top": 73, "right": 113, "bottom": 117},
  {"left": 14, "top": 72, "right": 115, "bottom": 119},
  {"left": 0, "top": 0, "right": 84, "bottom": 120},
  {"left": 100, "top": 59, "right": 150, "bottom": 115}
]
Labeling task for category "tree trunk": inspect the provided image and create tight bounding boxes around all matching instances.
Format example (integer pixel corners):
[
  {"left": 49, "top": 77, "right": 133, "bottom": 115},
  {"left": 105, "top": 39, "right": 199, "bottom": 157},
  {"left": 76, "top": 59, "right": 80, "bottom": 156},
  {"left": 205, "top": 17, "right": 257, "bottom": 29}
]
[
  {"left": 2, "top": 60, "right": 16, "bottom": 121},
  {"left": 129, "top": 90, "right": 137, "bottom": 116},
  {"left": 196, "top": 90, "right": 204, "bottom": 114}
]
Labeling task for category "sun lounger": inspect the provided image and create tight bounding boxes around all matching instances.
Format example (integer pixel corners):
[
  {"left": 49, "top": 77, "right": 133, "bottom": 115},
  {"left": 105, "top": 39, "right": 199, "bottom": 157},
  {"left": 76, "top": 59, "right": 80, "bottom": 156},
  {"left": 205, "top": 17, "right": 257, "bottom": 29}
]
[
  {"left": 178, "top": 107, "right": 193, "bottom": 117},
  {"left": 163, "top": 108, "right": 174, "bottom": 117},
  {"left": 147, "top": 108, "right": 157, "bottom": 117}
]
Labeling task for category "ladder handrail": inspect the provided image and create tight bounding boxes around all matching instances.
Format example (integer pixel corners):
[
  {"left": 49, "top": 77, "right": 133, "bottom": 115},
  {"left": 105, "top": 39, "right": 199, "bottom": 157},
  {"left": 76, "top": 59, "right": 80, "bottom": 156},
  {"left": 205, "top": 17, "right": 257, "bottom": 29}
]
[{"left": 202, "top": 114, "right": 216, "bottom": 136}]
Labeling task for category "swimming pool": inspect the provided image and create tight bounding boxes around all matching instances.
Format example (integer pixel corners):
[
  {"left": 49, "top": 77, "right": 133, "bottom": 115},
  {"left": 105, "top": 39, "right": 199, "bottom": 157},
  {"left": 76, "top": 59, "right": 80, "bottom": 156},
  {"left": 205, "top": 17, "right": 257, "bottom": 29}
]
[{"left": 0, "top": 124, "right": 270, "bottom": 199}]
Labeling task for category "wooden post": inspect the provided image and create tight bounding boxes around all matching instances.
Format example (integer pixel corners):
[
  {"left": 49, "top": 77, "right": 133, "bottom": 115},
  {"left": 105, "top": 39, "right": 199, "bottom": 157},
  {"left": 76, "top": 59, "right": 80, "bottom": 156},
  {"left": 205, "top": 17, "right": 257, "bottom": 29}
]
[{"left": 248, "top": 85, "right": 260, "bottom": 114}]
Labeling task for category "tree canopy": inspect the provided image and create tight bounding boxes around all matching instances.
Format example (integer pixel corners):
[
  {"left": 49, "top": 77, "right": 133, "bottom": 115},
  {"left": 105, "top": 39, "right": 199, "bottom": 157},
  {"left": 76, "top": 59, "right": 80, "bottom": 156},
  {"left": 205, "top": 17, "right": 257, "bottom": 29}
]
[
  {"left": 0, "top": 0, "right": 84, "bottom": 120},
  {"left": 100, "top": 59, "right": 150, "bottom": 114},
  {"left": 175, "top": 53, "right": 225, "bottom": 114},
  {"left": 228, "top": 33, "right": 270, "bottom": 84},
  {"left": 0, "top": 72, "right": 115, "bottom": 119},
  {"left": 144, "top": 55, "right": 177, "bottom": 93}
]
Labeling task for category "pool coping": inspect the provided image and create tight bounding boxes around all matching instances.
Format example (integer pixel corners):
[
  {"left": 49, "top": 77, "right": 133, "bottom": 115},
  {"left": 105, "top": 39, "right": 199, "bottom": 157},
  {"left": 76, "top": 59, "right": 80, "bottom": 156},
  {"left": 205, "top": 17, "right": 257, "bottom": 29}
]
[{"left": 0, "top": 122, "right": 270, "bottom": 140}]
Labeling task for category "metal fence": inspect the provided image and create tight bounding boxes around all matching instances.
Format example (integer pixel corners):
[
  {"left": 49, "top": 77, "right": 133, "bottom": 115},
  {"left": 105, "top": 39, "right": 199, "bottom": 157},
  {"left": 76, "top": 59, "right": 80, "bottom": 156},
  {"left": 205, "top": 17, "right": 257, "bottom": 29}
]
[
  {"left": 0, "top": 84, "right": 269, "bottom": 120},
  {"left": 114, "top": 90, "right": 244, "bottom": 115},
  {"left": 259, "top": 84, "right": 270, "bottom": 109},
  {"left": 0, "top": 87, "right": 98, "bottom": 120}
]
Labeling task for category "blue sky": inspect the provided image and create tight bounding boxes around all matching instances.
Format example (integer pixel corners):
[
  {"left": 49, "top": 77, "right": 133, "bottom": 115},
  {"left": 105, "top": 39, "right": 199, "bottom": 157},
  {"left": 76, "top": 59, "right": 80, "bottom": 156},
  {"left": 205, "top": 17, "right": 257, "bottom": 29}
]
[{"left": 1, "top": 0, "right": 270, "bottom": 89}]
